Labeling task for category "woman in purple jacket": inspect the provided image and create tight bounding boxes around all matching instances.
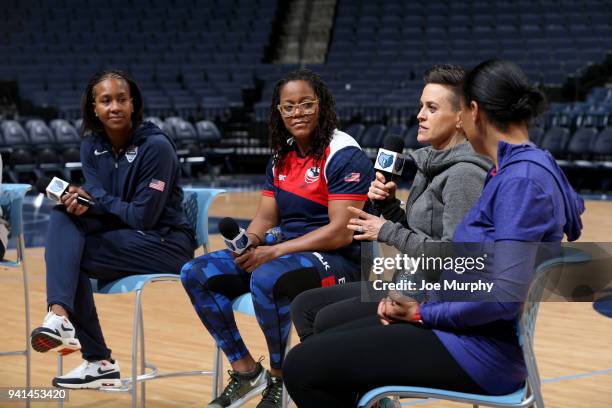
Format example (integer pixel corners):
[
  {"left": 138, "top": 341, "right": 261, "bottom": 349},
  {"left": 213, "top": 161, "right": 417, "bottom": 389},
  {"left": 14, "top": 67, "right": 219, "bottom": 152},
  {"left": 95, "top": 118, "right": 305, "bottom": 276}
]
[{"left": 282, "top": 59, "right": 584, "bottom": 407}]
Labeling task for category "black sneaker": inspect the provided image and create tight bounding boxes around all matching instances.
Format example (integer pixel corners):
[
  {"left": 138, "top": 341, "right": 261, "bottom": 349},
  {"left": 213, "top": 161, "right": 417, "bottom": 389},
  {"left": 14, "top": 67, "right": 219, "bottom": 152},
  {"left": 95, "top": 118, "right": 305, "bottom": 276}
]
[
  {"left": 52, "top": 360, "right": 121, "bottom": 389},
  {"left": 207, "top": 362, "right": 268, "bottom": 408},
  {"left": 256, "top": 375, "right": 284, "bottom": 408}
]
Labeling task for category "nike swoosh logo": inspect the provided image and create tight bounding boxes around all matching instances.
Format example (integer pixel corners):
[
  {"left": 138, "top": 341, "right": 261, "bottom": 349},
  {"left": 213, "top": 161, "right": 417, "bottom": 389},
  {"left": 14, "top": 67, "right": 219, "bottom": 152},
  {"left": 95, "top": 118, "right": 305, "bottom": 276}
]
[
  {"left": 97, "top": 367, "right": 115, "bottom": 375},
  {"left": 61, "top": 324, "right": 74, "bottom": 332},
  {"left": 94, "top": 149, "right": 108, "bottom": 156},
  {"left": 249, "top": 371, "right": 264, "bottom": 386}
]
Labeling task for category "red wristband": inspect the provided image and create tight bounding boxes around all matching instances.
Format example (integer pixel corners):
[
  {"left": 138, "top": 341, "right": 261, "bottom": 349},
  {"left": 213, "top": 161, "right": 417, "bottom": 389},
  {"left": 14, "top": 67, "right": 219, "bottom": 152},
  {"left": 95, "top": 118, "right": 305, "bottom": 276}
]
[{"left": 412, "top": 307, "right": 422, "bottom": 322}]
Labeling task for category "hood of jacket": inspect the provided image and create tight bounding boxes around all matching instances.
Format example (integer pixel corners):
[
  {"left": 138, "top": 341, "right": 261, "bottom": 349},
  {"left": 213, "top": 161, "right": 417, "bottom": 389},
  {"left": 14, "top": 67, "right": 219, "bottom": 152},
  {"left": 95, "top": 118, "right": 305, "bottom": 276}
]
[
  {"left": 408, "top": 141, "right": 493, "bottom": 179},
  {"left": 497, "top": 141, "right": 584, "bottom": 241}
]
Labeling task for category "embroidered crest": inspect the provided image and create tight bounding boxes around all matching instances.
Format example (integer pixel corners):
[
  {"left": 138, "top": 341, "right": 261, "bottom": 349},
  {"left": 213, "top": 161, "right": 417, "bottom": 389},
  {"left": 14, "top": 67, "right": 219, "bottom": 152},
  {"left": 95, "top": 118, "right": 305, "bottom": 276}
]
[
  {"left": 304, "top": 166, "right": 320, "bottom": 184},
  {"left": 125, "top": 146, "right": 138, "bottom": 163}
]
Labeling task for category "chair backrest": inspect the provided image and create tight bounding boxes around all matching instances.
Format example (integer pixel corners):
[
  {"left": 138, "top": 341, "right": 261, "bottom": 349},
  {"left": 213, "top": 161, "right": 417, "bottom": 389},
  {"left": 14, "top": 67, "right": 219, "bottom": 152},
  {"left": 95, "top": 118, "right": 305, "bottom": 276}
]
[
  {"left": 0, "top": 184, "right": 31, "bottom": 262},
  {"left": 26, "top": 119, "right": 56, "bottom": 144},
  {"left": 528, "top": 127, "right": 545, "bottom": 146},
  {"left": 182, "top": 187, "right": 225, "bottom": 253},
  {"left": 50, "top": 119, "right": 80, "bottom": 144},
  {"left": 591, "top": 127, "right": 612, "bottom": 155},
  {"left": 1, "top": 120, "right": 29, "bottom": 146},
  {"left": 540, "top": 126, "right": 570, "bottom": 156},
  {"left": 361, "top": 124, "right": 386, "bottom": 148},
  {"left": 519, "top": 246, "right": 592, "bottom": 407},
  {"left": 144, "top": 116, "right": 164, "bottom": 129},
  {"left": 344, "top": 123, "right": 366, "bottom": 144},
  {"left": 567, "top": 127, "right": 597, "bottom": 155},
  {"left": 404, "top": 124, "right": 422, "bottom": 150},
  {"left": 173, "top": 120, "right": 198, "bottom": 141},
  {"left": 196, "top": 120, "right": 222, "bottom": 145}
]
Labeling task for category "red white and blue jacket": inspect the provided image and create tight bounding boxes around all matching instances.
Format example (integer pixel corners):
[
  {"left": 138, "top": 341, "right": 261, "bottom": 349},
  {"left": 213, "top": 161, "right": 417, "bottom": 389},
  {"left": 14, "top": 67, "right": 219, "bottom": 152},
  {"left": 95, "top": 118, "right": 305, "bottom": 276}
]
[{"left": 262, "top": 129, "right": 375, "bottom": 263}]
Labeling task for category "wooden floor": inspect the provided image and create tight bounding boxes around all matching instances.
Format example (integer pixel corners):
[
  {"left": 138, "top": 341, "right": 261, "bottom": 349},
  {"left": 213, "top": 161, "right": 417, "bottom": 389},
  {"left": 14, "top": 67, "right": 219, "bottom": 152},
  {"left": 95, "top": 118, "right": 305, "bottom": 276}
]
[{"left": 1, "top": 192, "right": 611, "bottom": 407}]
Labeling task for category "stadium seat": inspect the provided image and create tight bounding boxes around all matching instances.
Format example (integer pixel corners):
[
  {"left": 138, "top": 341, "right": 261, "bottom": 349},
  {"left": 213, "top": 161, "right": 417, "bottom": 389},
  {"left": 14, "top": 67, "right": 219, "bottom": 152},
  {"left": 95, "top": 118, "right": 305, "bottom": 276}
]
[
  {"left": 528, "top": 127, "right": 545, "bottom": 146},
  {"left": 591, "top": 127, "right": 612, "bottom": 190},
  {"left": 1, "top": 121, "right": 36, "bottom": 183},
  {"left": 540, "top": 126, "right": 570, "bottom": 158},
  {"left": 48, "top": 120, "right": 81, "bottom": 181},
  {"left": 360, "top": 124, "right": 386, "bottom": 149},
  {"left": 344, "top": 123, "right": 366, "bottom": 144},
  {"left": 383, "top": 124, "right": 408, "bottom": 141},
  {"left": 404, "top": 125, "right": 422, "bottom": 151}
]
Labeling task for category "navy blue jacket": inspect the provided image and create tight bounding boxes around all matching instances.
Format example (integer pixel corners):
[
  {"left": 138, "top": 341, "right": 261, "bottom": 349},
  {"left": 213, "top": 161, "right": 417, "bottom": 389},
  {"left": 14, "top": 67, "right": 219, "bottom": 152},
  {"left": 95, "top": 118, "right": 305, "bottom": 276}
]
[{"left": 80, "top": 121, "right": 192, "bottom": 235}]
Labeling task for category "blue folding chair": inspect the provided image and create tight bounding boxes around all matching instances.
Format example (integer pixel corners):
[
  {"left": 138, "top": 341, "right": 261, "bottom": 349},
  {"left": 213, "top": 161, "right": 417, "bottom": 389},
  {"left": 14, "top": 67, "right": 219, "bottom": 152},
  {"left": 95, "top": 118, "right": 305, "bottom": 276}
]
[
  {"left": 219, "top": 293, "right": 292, "bottom": 408},
  {"left": 357, "top": 247, "right": 591, "bottom": 408},
  {"left": 0, "top": 184, "right": 32, "bottom": 407},
  {"left": 56, "top": 187, "right": 225, "bottom": 408}
]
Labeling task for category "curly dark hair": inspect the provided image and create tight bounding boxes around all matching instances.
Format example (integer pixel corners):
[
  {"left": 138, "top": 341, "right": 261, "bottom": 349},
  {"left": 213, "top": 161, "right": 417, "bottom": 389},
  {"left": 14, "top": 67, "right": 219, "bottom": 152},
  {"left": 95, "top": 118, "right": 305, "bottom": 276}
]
[
  {"left": 80, "top": 69, "right": 143, "bottom": 138},
  {"left": 268, "top": 68, "right": 339, "bottom": 172}
]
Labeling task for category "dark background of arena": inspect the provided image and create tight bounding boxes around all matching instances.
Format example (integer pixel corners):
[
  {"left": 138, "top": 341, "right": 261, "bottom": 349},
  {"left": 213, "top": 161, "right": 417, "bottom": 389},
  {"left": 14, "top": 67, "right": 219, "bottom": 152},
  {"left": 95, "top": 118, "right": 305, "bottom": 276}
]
[{"left": 0, "top": 0, "right": 611, "bottom": 193}]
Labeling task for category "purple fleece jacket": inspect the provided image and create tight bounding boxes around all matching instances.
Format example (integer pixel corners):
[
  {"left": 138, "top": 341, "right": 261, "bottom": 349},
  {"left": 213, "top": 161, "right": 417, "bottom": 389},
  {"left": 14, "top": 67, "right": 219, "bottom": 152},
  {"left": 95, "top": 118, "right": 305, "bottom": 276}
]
[{"left": 420, "top": 141, "right": 584, "bottom": 395}]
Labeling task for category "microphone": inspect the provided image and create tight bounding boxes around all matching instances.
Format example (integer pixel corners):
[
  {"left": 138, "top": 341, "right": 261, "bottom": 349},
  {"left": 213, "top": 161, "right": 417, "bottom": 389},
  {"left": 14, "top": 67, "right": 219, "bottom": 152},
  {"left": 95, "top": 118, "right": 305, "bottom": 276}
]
[
  {"left": 45, "top": 176, "right": 96, "bottom": 207},
  {"left": 372, "top": 135, "right": 405, "bottom": 216},
  {"left": 218, "top": 217, "right": 251, "bottom": 255}
]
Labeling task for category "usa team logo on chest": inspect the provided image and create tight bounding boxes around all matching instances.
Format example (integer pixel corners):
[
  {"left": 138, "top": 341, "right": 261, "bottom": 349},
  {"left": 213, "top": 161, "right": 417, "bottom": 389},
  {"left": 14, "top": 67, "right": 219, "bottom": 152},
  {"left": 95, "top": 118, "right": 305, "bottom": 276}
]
[
  {"left": 125, "top": 146, "right": 138, "bottom": 163},
  {"left": 304, "top": 166, "right": 320, "bottom": 184}
]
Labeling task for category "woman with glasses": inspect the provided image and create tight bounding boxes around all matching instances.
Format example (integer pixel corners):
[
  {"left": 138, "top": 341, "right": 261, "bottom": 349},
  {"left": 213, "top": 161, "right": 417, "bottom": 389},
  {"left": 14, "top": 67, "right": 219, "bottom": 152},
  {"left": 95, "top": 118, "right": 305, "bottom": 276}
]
[
  {"left": 282, "top": 59, "right": 584, "bottom": 407},
  {"left": 180, "top": 68, "right": 374, "bottom": 408}
]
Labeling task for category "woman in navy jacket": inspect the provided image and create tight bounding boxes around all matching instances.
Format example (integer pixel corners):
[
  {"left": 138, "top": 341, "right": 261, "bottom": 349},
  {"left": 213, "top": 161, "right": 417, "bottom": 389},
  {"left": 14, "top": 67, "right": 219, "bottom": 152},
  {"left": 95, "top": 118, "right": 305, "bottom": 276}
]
[
  {"left": 283, "top": 59, "right": 585, "bottom": 407},
  {"left": 30, "top": 70, "right": 196, "bottom": 389}
]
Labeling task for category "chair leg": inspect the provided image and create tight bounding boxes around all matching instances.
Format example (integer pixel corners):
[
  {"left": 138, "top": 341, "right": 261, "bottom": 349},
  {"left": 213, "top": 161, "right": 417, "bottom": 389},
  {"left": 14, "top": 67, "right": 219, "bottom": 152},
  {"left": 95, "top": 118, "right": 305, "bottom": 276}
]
[
  {"left": 212, "top": 345, "right": 223, "bottom": 399},
  {"left": 19, "top": 235, "right": 32, "bottom": 408},
  {"left": 57, "top": 354, "right": 63, "bottom": 408},
  {"left": 132, "top": 290, "right": 142, "bottom": 408},
  {"left": 282, "top": 329, "right": 293, "bottom": 408},
  {"left": 139, "top": 300, "right": 146, "bottom": 408}
]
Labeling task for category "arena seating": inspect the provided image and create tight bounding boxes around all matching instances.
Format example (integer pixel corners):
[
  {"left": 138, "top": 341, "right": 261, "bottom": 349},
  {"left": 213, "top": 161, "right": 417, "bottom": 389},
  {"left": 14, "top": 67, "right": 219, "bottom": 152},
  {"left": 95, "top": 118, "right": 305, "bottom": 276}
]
[{"left": 0, "top": 0, "right": 611, "bottom": 191}]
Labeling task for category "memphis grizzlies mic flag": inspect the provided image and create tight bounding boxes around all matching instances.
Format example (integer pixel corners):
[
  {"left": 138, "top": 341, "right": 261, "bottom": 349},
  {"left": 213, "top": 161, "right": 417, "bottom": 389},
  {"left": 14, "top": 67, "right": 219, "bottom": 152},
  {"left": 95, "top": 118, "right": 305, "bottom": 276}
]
[{"left": 374, "top": 137, "right": 405, "bottom": 177}]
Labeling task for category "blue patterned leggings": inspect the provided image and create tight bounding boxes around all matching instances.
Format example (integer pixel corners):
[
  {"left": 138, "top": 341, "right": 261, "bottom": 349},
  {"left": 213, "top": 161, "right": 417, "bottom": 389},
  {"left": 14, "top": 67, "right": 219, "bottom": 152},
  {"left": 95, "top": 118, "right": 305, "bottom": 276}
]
[{"left": 180, "top": 249, "right": 358, "bottom": 369}]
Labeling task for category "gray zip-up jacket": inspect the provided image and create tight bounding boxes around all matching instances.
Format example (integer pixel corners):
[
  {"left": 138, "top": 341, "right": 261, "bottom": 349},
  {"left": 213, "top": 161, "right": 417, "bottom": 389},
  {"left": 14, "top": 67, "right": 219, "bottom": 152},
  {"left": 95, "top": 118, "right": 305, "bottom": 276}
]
[{"left": 377, "top": 142, "right": 492, "bottom": 255}]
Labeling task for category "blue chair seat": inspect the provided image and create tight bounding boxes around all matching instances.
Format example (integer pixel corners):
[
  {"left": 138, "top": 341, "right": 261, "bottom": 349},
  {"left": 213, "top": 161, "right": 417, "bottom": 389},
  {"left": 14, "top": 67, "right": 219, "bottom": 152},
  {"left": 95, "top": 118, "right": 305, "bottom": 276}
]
[
  {"left": 358, "top": 385, "right": 527, "bottom": 407},
  {"left": 91, "top": 273, "right": 181, "bottom": 294},
  {"left": 232, "top": 292, "right": 257, "bottom": 316}
]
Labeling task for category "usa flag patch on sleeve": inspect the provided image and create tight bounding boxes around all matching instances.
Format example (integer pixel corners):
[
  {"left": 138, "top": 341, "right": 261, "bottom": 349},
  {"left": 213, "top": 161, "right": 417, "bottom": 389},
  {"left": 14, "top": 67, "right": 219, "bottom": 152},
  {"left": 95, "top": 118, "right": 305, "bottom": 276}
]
[
  {"left": 149, "top": 178, "right": 166, "bottom": 192},
  {"left": 343, "top": 172, "right": 360, "bottom": 182}
]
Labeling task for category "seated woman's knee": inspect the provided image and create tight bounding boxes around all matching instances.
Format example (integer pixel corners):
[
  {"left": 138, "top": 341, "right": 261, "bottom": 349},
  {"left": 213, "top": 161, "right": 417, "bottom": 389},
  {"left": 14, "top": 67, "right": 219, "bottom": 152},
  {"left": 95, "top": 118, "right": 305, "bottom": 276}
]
[{"left": 249, "top": 263, "right": 276, "bottom": 298}]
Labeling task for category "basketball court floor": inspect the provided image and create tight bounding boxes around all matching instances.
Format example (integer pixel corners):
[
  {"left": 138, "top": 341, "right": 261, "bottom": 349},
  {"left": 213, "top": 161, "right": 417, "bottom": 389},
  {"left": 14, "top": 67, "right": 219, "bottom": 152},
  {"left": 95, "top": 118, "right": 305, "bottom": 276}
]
[{"left": 1, "top": 178, "right": 611, "bottom": 407}]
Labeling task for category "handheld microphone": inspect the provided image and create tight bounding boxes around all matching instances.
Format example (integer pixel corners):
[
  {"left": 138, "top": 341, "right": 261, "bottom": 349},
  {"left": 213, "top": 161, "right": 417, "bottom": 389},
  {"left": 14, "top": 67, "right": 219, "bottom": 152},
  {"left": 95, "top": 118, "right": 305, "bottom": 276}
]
[
  {"left": 372, "top": 135, "right": 405, "bottom": 216},
  {"left": 218, "top": 217, "right": 251, "bottom": 255},
  {"left": 45, "top": 177, "right": 96, "bottom": 207}
]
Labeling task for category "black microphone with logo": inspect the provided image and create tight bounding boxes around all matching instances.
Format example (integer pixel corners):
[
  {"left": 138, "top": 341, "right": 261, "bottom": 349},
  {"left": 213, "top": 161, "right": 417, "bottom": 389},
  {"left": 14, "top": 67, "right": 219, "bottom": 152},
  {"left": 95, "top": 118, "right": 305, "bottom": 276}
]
[
  {"left": 39, "top": 176, "right": 96, "bottom": 207},
  {"left": 218, "top": 217, "right": 251, "bottom": 255},
  {"left": 371, "top": 135, "right": 405, "bottom": 216}
]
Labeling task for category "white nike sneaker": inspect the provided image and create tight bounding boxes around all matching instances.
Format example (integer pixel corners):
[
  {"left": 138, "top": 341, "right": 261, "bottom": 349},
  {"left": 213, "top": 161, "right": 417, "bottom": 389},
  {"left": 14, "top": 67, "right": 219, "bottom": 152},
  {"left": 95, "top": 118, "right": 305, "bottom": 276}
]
[
  {"left": 53, "top": 359, "right": 121, "bottom": 389},
  {"left": 30, "top": 311, "right": 81, "bottom": 355}
]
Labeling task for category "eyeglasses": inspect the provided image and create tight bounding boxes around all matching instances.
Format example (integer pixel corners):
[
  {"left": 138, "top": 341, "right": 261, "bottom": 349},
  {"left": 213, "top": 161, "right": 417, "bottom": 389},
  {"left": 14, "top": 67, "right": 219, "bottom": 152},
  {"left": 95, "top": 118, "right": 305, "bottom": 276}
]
[{"left": 277, "top": 99, "right": 319, "bottom": 117}]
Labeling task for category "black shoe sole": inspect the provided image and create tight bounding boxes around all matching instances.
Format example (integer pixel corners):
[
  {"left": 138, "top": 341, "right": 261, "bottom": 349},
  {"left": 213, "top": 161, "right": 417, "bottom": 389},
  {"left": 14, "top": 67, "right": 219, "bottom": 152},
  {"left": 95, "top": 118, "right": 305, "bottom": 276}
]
[{"left": 30, "top": 328, "right": 62, "bottom": 353}]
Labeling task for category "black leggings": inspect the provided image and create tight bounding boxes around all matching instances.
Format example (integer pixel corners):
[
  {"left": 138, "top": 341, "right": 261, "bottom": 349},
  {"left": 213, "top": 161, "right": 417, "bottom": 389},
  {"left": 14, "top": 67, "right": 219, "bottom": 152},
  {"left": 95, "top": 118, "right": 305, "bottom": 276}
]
[
  {"left": 291, "top": 281, "right": 384, "bottom": 341},
  {"left": 285, "top": 286, "right": 485, "bottom": 407}
]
